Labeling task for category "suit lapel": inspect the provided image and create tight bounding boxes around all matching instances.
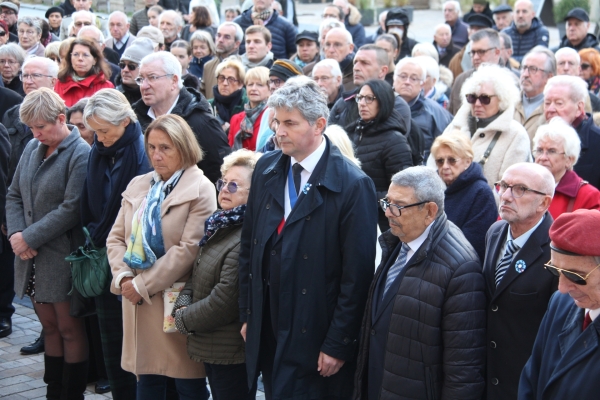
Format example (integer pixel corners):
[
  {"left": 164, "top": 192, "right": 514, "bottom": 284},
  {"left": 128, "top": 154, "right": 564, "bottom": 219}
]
[
  {"left": 263, "top": 158, "right": 286, "bottom": 241},
  {"left": 483, "top": 223, "right": 507, "bottom": 297},
  {"left": 372, "top": 243, "right": 402, "bottom": 324}
]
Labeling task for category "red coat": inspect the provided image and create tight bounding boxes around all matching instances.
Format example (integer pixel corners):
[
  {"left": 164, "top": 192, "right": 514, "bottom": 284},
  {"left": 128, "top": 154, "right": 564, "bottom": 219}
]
[
  {"left": 548, "top": 169, "right": 600, "bottom": 219},
  {"left": 228, "top": 108, "right": 266, "bottom": 151},
  {"left": 54, "top": 72, "right": 114, "bottom": 107}
]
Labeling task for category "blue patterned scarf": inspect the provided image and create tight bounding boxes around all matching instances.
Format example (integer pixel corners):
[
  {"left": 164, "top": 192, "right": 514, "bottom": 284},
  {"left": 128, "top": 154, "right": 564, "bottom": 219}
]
[{"left": 199, "top": 204, "right": 246, "bottom": 247}]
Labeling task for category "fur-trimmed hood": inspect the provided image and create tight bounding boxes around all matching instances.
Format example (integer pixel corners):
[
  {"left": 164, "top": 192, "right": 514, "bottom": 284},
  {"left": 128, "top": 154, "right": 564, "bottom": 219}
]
[{"left": 348, "top": 4, "right": 362, "bottom": 26}]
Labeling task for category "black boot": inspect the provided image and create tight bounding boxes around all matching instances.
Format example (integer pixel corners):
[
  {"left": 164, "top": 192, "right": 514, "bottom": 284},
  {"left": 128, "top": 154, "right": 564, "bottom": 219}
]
[
  {"left": 61, "top": 360, "right": 89, "bottom": 400},
  {"left": 44, "top": 355, "right": 64, "bottom": 400},
  {"left": 21, "top": 331, "right": 45, "bottom": 354}
]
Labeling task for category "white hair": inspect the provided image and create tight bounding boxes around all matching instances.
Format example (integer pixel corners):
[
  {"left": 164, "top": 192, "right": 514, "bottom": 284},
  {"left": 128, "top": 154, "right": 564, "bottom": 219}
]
[
  {"left": 461, "top": 64, "right": 520, "bottom": 111},
  {"left": 219, "top": 21, "right": 244, "bottom": 43},
  {"left": 555, "top": 47, "right": 580, "bottom": 65},
  {"left": 312, "top": 58, "right": 342, "bottom": 78},
  {"left": 72, "top": 10, "right": 95, "bottom": 22},
  {"left": 108, "top": 11, "right": 128, "bottom": 23},
  {"left": 159, "top": 10, "right": 184, "bottom": 28},
  {"left": 411, "top": 42, "right": 439, "bottom": 63},
  {"left": 395, "top": 57, "right": 427, "bottom": 82},
  {"left": 78, "top": 25, "right": 105, "bottom": 43},
  {"left": 326, "top": 27, "right": 353, "bottom": 45},
  {"left": 544, "top": 75, "right": 589, "bottom": 103},
  {"left": 22, "top": 56, "right": 59, "bottom": 77},
  {"left": 378, "top": 10, "right": 388, "bottom": 24},
  {"left": 319, "top": 18, "right": 344, "bottom": 38},
  {"left": 140, "top": 51, "right": 183, "bottom": 89},
  {"left": 434, "top": 23, "right": 451, "bottom": 35},
  {"left": 414, "top": 55, "right": 440, "bottom": 81},
  {"left": 533, "top": 117, "right": 581, "bottom": 167},
  {"left": 443, "top": 1, "right": 461, "bottom": 15}
]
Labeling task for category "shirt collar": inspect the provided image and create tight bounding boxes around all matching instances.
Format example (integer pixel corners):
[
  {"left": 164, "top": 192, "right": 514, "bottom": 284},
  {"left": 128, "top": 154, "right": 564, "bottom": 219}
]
[
  {"left": 117, "top": 32, "right": 130, "bottom": 46},
  {"left": 587, "top": 308, "right": 600, "bottom": 322},
  {"left": 290, "top": 136, "right": 326, "bottom": 175},
  {"left": 507, "top": 214, "right": 545, "bottom": 249},
  {"left": 148, "top": 95, "right": 180, "bottom": 120},
  {"left": 405, "top": 219, "right": 435, "bottom": 253}
]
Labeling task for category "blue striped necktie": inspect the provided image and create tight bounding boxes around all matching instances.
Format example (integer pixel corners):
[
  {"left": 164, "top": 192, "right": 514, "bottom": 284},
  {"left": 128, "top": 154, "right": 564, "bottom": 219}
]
[
  {"left": 495, "top": 240, "right": 520, "bottom": 286},
  {"left": 383, "top": 242, "right": 410, "bottom": 297}
]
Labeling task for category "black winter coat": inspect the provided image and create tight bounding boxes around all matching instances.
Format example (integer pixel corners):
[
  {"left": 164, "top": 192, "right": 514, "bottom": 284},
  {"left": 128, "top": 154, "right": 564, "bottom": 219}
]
[
  {"left": 354, "top": 214, "right": 487, "bottom": 400},
  {"left": 235, "top": 9, "right": 297, "bottom": 60},
  {"left": 434, "top": 39, "right": 461, "bottom": 68},
  {"left": 1, "top": 104, "right": 30, "bottom": 189},
  {"left": 132, "top": 87, "right": 231, "bottom": 183},
  {"left": 573, "top": 113, "right": 600, "bottom": 190},
  {"left": 555, "top": 33, "right": 600, "bottom": 53},
  {"left": 0, "top": 123, "right": 9, "bottom": 234}
]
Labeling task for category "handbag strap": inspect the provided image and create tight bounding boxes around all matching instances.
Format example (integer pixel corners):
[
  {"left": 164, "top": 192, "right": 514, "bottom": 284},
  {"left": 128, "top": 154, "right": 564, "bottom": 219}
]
[
  {"left": 479, "top": 131, "right": 502, "bottom": 166},
  {"left": 82, "top": 227, "right": 96, "bottom": 250}
]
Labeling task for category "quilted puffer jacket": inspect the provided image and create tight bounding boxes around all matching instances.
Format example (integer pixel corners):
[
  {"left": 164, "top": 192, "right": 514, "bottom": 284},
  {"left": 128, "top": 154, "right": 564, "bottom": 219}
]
[
  {"left": 180, "top": 224, "right": 246, "bottom": 365},
  {"left": 235, "top": 8, "right": 297, "bottom": 60}
]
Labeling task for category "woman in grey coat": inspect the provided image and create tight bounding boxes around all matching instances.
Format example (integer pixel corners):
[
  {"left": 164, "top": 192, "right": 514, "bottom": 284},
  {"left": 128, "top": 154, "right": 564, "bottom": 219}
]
[{"left": 5, "top": 88, "right": 90, "bottom": 400}]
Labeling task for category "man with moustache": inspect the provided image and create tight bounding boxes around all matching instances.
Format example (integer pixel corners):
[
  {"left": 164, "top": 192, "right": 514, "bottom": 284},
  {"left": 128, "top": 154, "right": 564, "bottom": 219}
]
[
  {"left": 158, "top": 10, "right": 183, "bottom": 51},
  {"left": 483, "top": 162, "right": 557, "bottom": 400}
]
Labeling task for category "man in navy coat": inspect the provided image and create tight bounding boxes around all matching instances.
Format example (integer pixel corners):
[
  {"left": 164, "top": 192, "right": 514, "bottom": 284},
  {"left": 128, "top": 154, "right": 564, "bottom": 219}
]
[
  {"left": 238, "top": 76, "right": 378, "bottom": 399},
  {"left": 519, "top": 209, "right": 600, "bottom": 399}
]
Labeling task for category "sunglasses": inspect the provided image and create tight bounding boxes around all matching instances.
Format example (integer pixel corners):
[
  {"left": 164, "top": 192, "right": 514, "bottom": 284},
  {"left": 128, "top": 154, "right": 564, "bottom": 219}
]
[
  {"left": 581, "top": 63, "right": 591, "bottom": 70},
  {"left": 216, "top": 179, "right": 247, "bottom": 194},
  {"left": 0, "top": 31, "right": 5, "bottom": 37},
  {"left": 435, "top": 157, "right": 461, "bottom": 167},
  {"left": 466, "top": 94, "right": 497, "bottom": 105},
  {"left": 119, "top": 62, "right": 138, "bottom": 71},
  {"left": 544, "top": 261, "right": 600, "bottom": 285}
]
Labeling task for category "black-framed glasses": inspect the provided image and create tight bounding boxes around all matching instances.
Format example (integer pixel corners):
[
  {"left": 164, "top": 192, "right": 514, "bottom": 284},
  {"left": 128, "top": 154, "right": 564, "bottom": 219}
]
[
  {"left": 581, "top": 63, "right": 591, "bottom": 70},
  {"left": 269, "top": 78, "right": 283, "bottom": 87},
  {"left": 0, "top": 31, "right": 5, "bottom": 37},
  {"left": 19, "top": 72, "right": 54, "bottom": 81},
  {"left": 119, "top": 62, "right": 138, "bottom": 71},
  {"left": 216, "top": 179, "right": 248, "bottom": 194},
  {"left": 435, "top": 157, "right": 461, "bottom": 167},
  {"left": 468, "top": 47, "right": 496, "bottom": 57},
  {"left": 544, "top": 261, "right": 600, "bottom": 285},
  {"left": 521, "top": 65, "right": 548, "bottom": 74},
  {"left": 494, "top": 181, "right": 547, "bottom": 198},
  {"left": 217, "top": 75, "right": 238, "bottom": 85},
  {"left": 466, "top": 93, "right": 497, "bottom": 105},
  {"left": 355, "top": 94, "right": 377, "bottom": 104},
  {"left": 396, "top": 73, "right": 422, "bottom": 83},
  {"left": 532, "top": 148, "right": 566, "bottom": 158},
  {"left": 379, "top": 198, "right": 428, "bottom": 217}
]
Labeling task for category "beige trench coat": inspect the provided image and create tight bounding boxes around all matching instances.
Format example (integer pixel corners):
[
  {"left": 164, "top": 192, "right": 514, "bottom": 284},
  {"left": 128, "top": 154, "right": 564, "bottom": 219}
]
[{"left": 107, "top": 166, "right": 217, "bottom": 378}]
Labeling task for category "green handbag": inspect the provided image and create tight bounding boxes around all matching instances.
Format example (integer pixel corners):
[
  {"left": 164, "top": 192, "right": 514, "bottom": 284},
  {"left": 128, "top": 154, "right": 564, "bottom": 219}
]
[{"left": 66, "top": 227, "right": 111, "bottom": 298}]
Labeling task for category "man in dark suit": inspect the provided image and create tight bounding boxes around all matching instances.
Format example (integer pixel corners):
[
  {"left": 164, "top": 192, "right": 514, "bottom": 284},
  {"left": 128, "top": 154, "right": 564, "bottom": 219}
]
[
  {"left": 0, "top": 123, "right": 11, "bottom": 338},
  {"left": 484, "top": 162, "right": 558, "bottom": 400},
  {"left": 238, "top": 76, "right": 378, "bottom": 399}
]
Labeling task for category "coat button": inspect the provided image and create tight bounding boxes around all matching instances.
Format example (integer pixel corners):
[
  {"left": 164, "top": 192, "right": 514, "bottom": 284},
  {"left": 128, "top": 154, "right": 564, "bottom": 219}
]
[
  {"left": 490, "top": 341, "right": 497, "bottom": 348},
  {"left": 491, "top": 305, "right": 498, "bottom": 312},
  {"left": 305, "top": 216, "right": 311, "bottom": 220},
  {"left": 371, "top": 329, "right": 376, "bottom": 336},
  {"left": 480, "top": 133, "right": 485, "bottom": 138},
  {"left": 301, "top": 288, "right": 306, "bottom": 294},
  {"left": 303, "top": 254, "right": 308, "bottom": 259},
  {"left": 246, "top": 309, "right": 251, "bottom": 314},
  {"left": 266, "top": 204, "right": 270, "bottom": 209},
  {"left": 271, "top": 250, "right": 276, "bottom": 255},
  {"left": 249, "top": 274, "right": 253, "bottom": 279},
  {"left": 491, "top": 378, "right": 499, "bottom": 385},
  {"left": 301, "top": 328, "right": 306, "bottom": 333}
]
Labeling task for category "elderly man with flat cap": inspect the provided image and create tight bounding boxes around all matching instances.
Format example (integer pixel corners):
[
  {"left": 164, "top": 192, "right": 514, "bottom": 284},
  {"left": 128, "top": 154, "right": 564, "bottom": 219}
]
[{"left": 519, "top": 209, "right": 600, "bottom": 399}]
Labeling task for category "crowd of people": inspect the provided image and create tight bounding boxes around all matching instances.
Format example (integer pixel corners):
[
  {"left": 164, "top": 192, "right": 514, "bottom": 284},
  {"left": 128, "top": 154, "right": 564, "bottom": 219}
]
[{"left": 1, "top": 0, "right": 600, "bottom": 399}]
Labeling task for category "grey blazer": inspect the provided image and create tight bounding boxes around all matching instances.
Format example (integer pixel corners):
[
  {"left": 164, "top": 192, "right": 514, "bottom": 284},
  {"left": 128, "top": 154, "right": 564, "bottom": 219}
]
[{"left": 6, "top": 127, "right": 90, "bottom": 303}]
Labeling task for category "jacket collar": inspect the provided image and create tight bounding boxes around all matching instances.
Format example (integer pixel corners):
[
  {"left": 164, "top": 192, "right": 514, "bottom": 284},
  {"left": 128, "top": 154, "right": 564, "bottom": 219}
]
[
  {"left": 555, "top": 169, "right": 584, "bottom": 198},
  {"left": 452, "top": 101, "right": 516, "bottom": 135}
]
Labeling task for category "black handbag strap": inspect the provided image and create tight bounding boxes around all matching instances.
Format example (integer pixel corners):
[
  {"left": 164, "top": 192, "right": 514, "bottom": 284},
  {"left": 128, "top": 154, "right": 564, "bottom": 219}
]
[{"left": 479, "top": 131, "right": 502, "bottom": 166}]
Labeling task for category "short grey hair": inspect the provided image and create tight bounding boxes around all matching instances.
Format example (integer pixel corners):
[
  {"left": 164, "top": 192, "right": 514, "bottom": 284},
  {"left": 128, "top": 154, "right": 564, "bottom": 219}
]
[
  {"left": 78, "top": 25, "right": 105, "bottom": 44},
  {"left": 434, "top": 23, "right": 451, "bottom": 35},
  {"left": 22, "top": 56, "right": 58, "bottom": 77},
  {"left": 391, "top": 166, "right": 445, "bottom": 217},
  {"left": 17, "top": 17, "right": 42, "bottom": 35},
  {"left": 72, "top": 10, "right": 95, "bottom": 22},
  {"left": 555, "top": 47, "right": 580, "bottom": 65},
  {"left": 108, "top": 11, "right": 128, "bottom": 23},
  {"left": 411, "top": 42, "right": 439, "bottom": 63},
  {"left": 443, "top": 0, "right": 461, "bottom": 15},
  {"left": 471, "top": 29, "right": 501, "bottom": 49},
  {"left": 523, "top": 45, "right": 556, "bottom": 75},
  {"left": 319, "top": 18, "right": 344, "bottom": 38},
  {"left": 415, "top": 55, "right": 440, "bottom": 81},
  {"left": 267, "top": 76, "right": 329, "bottom": 124},
  {"left": 0, "top": 43, "right": 26, "bottom": 66},
  {"left": 461, "top": 64, "right": 520, "bottom": 111},
  {"left": 326, "top": 27, "right": 353, "bottom": 45},
  {"left": 544, "top": 75, "right": 588, "bottom": 103},
  {"left": 190, "top": 30, "right": 216, "bottom": 56},
  {"left": 219, "top": 21, "right": 244, "bottom": 42},
  {"left": 160, "top": 10, "right": 184, "bottom": 28},
  {"left": 533, "top": 117, "right": 581, "bottom": 167},
  {"left": 499, "top": 32, "right": 512, "bottom": 50},
  {"left": 395, "top": 57, "right": 427, "bottom": 82},
  {"left": 140, "top": 51, "right": 183, "bottom": 89},
  {"left": 375, "top": 33, "right": 398, "bottom": 51},
  {"left": 312, "top": 58, "right": 342, "bottom": 78},
  {"left": 83, "top": 89, "right": 138, "bottom": 130}
]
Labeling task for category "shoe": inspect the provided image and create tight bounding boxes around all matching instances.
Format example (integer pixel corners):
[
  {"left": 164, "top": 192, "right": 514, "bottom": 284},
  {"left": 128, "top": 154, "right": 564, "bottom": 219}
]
[
  {"left": 20, "top": 332, "right": 44, "bottom": 354},
  {"left": 0, "top": 317, "right": 11, "bottom": 338},
  {"left": 95, "top": 378, "right": 111, "bottom": 394}
]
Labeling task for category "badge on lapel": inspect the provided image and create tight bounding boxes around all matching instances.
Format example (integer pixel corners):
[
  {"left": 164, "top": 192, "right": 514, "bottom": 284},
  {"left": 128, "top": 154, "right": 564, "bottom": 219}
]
[
  {"left": 515, "top": 260, "right": 526, "bottom": 273},
  {"left": 302, "top": 183, "right": 312, "bottom": 195}
]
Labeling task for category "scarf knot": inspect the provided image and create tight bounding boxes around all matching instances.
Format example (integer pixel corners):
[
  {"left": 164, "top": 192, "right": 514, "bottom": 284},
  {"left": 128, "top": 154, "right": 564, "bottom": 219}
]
[
  {"left": 199, "top": 205, "right": 247, "bottom": 247},
  {"left": 252, "top": 9, "right": 272, "bottom": 25}
]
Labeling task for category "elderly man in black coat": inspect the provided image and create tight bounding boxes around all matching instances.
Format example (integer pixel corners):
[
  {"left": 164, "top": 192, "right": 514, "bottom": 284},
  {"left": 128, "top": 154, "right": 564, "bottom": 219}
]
[
  {"left": 354, "top": 166, "right": 486, "bottom": 400},
  {"left": 0, "top": 123, "right": 11, "bottom": 339},
  {"left": 238, "top": 76, "right": 378, "bottom": 399}
]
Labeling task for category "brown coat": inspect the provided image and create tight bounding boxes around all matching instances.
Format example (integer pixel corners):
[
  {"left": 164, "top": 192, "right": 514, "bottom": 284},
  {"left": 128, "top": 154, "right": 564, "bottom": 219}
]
[
  {"left": 107, "top": 166, "right": 217, "bottom": 378},
  {"left": 514, "top": 99, "right": 545, "bottom": 145}
]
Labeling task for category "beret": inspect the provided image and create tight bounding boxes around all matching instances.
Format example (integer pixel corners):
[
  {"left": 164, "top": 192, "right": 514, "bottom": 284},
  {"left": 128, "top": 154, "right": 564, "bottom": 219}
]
[
  {"left": 549, "top": 209, "right": 600, "bottom": 256},
  {"left": 492, "top": 5, "right": 512, "bottom": 14},
  {"left": 45, "top": 6, "right": 64, "bottom": 19},
  {"left": 465, "top": 13, "right": 494, "bottom": 28}
]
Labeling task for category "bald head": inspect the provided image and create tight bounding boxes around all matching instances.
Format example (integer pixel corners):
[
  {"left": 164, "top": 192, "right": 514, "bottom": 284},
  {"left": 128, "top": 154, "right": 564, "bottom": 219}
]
[
  {"left": 555, "top": 47, "right": 581, "bottom": 76},
  {"left": 514, "top": 0, "right": 535, "bottom": 33},
  {"left": 324, "top": 27, "right": 354, "bottom": 63}
]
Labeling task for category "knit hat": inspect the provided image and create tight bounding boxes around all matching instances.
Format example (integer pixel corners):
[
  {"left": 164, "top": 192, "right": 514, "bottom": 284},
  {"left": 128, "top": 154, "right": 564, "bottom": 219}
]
[
  {"left": 269, "top": 59, "right": 303, "bottom": 82},
  {"left": 121, "top": 38, "right": 155, "bottom": 64},
  {"left": 549, "top": 209, "right": 600, "bottom": 256},
  {"left": 137, "top": 26, "right": 164, "bottom": 46},
  {"left": 45, "top": 6, "right": 64, "bottom": 19}
]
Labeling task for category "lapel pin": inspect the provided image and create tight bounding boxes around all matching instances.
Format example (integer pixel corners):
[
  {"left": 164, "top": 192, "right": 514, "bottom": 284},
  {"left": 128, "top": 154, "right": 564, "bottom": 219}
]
[
  {"left": 515, "top": 260, "right": 527, "bottom": 273},
  {"left": 302, "top": 183, "right": 312, "bottom": 195}
]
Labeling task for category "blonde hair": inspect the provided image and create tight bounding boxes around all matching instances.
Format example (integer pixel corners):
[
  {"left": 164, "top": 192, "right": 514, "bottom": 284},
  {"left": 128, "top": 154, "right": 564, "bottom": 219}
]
[
  {"left": 324, "top": 125, "right": 361, "bottom": 166},
  {"left": 19, "top": 87, "right": 67, "bottom": 125},
  {"left": 145, "top": 115, "right": 203, "bottom": 168},
  {"left": 220, "top": 148, "right": 262, "bottom": 176},
  {"left": 44, "top": 41, "right": 61, "bottom": 61},
  {"left": 245, "top": 66, "right": 270, "bottom": 85},
  {"left": 215, "top": 58, "right": 245, "bottom": 82},
  {"left": 430, "top": 130, "right": 475, "bottom": 161}
]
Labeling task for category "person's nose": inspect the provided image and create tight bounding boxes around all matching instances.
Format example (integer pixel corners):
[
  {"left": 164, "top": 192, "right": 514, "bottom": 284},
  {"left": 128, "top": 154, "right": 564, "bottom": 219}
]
[{"left": 557, "top": 273, "right": 574, "bottom": 294}]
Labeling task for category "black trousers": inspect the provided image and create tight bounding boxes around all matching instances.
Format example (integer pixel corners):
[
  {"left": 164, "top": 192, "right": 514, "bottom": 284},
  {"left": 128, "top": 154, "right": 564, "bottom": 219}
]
[
  {"left": 204, "top": 363, "right": 256, "bottom": 400},
  {"left": 0, "top": 234, "right": 15, "bottom": 319}
]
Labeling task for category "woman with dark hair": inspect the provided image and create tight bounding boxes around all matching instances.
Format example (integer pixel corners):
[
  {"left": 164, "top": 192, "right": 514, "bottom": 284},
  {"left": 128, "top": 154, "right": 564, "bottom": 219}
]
[
  {"left": 181, "top": 5, "right": 215, "bottom": 42},
  {"left": 54, "top": 38, "right": 114, "bottom": 107},
  {"left": 348, "top": 79, "right": 413, "bottom": 231},
  {"left": 208, "top": 58, "right": 248, "bottom": 133}
]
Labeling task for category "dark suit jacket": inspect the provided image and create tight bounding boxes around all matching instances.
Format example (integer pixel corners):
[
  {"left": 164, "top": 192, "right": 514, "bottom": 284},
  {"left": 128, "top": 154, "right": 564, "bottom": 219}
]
[
  {"left": 483, "top": 213, "right": 558, "bottom": 400},
  {"left": 0, "top": 87, "right": 22, "bottom": 122}
]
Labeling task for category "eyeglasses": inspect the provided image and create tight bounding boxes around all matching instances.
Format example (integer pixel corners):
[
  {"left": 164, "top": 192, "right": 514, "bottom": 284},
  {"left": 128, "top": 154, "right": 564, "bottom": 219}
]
[
  {"left": 269, "top": 78, "right": 283, "bottom": 87},
  {"left": 581, "top": 63, "right": 591, "bottom": 70},
  {"left": 494, "top": 181, "right": 547, "bottom": 198},
  {"left": 396, "top": 73, "right": 422, "bottom": 84},
  {"left": 19, "top": 73, "right": 54, "bottom": 81},
  {"left": 379, "top": 198, "right": 428, "bottom": 217},
  {"left": 544, "top": 261, "right": 600, "bottom": 286},
  {"left": 216, "top": 179, "right": 248, "bottom": 194},
  {"left": 119, "top": 62, "right": 138, "bottom": 71},
  {"left": 135, "top": 74, "right": 173, "bottom": 85},
  {"left": 465, "top": 93, "right": 497, "bottom": 105},
  {"left": 1, "top": 10, "right": 16, "bottom": 16},
  {"left": 0, "top": 31, "right": 5, "bottom": 37},
  {"left": 532, "top": 148, "right": 566, "bottom": 158},
  {"left": 217, "top": 75, "right": 238, "bottom": 85},
  {"left": 71, "top": 52, "right": 92, "bottom": 59},
  {"left": 355, "top": 94, "right": 377, "bottom": 104},
  {"left": 18, "top": 30, "right": 38, "bottom": 36},
  {"left": 435, "top": 157, "right": 461, "bottom": 167},
  {"left": 0, "top": 59, "right": 18, "bottom": 65},
  {"left": 521, "top": 65, "right": 547, "bottom": 74},
  {"left": 74, "top": 21, "right": 93, "bottom": 27},
  {"left": 468, "top": 48, "right": 496, "bottom": 57}
]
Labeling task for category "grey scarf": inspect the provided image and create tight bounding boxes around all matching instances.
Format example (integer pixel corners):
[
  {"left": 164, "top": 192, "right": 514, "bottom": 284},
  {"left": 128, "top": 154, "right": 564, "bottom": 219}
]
[{"left": 241, "top": 52, "right": 274, "bottom": 69}]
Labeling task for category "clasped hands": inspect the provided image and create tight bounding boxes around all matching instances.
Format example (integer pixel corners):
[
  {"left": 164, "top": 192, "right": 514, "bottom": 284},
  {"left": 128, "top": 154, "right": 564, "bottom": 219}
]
[
  {"left": 120, "top": 276, "right": 143, "bottom": 305},
  {"left": 9, "top": 232, "right": 38, "bottom": 261}
]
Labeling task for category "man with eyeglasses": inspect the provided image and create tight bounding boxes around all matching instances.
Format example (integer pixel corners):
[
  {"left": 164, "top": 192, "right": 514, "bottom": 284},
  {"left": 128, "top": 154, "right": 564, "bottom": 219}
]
[
  {"left": 78, "top": 25, "right": 120, "bottom": 85},
  {"left": 202, "top": 22, "right": 243, "bottom": 100},
  {"left": 323, "top": 27, "right": 355, "bottom": 92},
  {"left": 59, "top": 0, "right": 108, "bottom": 41},
  {"left": 116, "top": 37, "right": 154, "bottom": 105},
  {"left": 0, "top": 1, "right": 18, "bottom": 40},
  {"left": 519, "top": 209, "right": 600, "bottom": 399},
  {"left": 514, "top": 46, "right": 555, "bottom": 143},
  {"left": 311, "top": 59, "right": 342, "bottom": 109},
  {"left": 482, "top": 162, "right": 557, "bottom": 400},
  {"left": 132, "top": 51, "right": 230, "bottom": 183},
  {"left": 354, "top": 166, "right": 485, "bottom": 399},
  {"left": 555, "top": 47, "right": 600, "bottom": 113}
]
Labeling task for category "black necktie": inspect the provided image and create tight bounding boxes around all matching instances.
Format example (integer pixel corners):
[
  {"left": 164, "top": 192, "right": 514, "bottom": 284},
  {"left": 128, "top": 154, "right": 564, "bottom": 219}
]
[{"left": 292, "top": 163, "right": 303, "bottom": 195}]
